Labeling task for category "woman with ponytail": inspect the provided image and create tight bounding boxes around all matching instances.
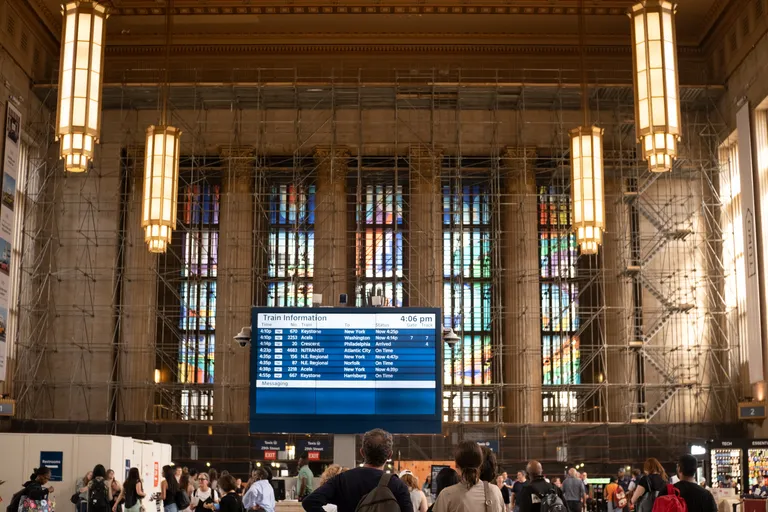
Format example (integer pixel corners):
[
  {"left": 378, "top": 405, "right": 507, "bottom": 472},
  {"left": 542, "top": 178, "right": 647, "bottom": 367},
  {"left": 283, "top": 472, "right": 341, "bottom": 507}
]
[{"left": 433, "top": 441, "right": 505, "bottom": 512}]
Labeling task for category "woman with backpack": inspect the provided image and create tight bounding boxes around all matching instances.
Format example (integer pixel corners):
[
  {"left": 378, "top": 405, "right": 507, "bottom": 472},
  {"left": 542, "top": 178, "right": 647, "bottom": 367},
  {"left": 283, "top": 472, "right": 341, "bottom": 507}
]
[
  {"left": 113, "top": 468, "right": 146, "bottom": 512},
  {"left": 630, "top": 459, "right": 667, "bottom": 512},
  {"left": 433, "top": 441, "right": 505, "bottom": 512},
  {"left": 161, "top": 466, "right": 180, "bottom": 512},
  {"left": 89, "top": 465, "right": 114, "bottom": 512},
  {"left": 6, "top": 467, "right": 53, "bottom": 512}
]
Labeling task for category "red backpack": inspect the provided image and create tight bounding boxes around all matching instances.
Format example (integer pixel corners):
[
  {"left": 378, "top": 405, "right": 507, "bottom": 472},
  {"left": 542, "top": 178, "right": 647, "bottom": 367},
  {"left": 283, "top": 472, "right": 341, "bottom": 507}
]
[{"left": 651, "top": 484, "right": 688, "bottom": 512}]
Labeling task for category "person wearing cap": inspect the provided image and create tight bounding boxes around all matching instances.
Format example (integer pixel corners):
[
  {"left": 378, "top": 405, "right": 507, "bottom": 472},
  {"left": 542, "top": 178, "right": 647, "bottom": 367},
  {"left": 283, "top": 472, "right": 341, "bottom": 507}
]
[{"left": 297, "top": 452, "right": 314, "bottom": 501}]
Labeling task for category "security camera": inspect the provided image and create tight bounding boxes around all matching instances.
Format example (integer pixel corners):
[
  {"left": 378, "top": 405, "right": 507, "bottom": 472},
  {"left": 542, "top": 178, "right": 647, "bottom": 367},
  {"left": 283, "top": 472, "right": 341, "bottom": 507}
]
[
  {"left": 234, "top": 326, "right": 252, "bottom": 348},
  {"left": 443, "top": 328, "right": 459, "bottom": 348}
]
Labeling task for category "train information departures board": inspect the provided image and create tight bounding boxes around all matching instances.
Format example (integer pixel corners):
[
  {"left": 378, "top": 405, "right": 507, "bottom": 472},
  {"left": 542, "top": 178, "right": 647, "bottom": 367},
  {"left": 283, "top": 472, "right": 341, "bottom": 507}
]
[{"left": 249, "top": 307, "right": 442, "bottom": 434}]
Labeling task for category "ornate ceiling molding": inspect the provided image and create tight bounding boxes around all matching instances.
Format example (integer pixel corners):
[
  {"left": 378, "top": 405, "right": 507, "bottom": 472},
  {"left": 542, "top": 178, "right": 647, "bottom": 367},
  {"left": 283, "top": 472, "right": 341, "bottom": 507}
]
[
  {"left": 111, "top": 4, "right": 631, "bottom": 16},
  {"left": 105, "top": 43, "right": 703, "bottom": 57},
  {"left": 24, "top": 0, "right": 60, "bottom": 37}
]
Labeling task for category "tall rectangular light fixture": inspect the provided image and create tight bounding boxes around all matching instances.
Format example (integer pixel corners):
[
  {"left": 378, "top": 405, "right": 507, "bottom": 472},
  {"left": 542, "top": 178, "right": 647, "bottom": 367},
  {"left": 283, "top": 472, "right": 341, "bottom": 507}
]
[
  {"left": 56, "top": 0, "right": 107, "bottom": 173},
  {"left": 570, "top": 126, "right": 605, "bottom": 255},
  {"left": 142, "top": 125, "right": 181, "bottom": 253},
  {"left": 630, "top": 0, "right": 682, "bottom": 172}
]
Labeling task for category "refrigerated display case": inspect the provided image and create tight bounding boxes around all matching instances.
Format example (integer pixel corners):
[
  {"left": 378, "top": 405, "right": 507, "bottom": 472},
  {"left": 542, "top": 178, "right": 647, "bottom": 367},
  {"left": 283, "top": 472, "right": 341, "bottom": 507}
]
[
  {"left": 747, "top": 440, "right": 768, "bottom": 486},
  {"left": 711, "top": 447, "right": 742, "bottom": 493}
]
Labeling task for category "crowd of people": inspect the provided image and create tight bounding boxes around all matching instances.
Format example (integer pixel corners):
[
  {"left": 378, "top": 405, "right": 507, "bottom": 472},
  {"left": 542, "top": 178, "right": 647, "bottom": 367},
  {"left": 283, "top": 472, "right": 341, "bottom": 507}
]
[
  {"left": 0, "top": 428, "right": 731, "bottom": 512},
  {"left": 301, "top": 429, "right": 720, "bottom": 512}
]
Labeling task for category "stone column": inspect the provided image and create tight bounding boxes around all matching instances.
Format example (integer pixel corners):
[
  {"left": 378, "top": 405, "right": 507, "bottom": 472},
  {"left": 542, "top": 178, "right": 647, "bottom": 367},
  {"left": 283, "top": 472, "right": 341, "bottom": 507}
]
[
  {"left": 119, "top": 147, "right": 158, "bottom": 421},
  {"left": 501, "top": 147, "right": 542, "bottom": 424},
  {"left": 407, "top": 146, "right": 443, "bottom": 308},
  {"left": 603, "top": 178, "right": 634, "bottom": 423},
  {"left": 214, "top": 146, "right": 254, "bottom": 423},
  {"left": 313, "top": 146, "right": 351, "bottom": 306}
]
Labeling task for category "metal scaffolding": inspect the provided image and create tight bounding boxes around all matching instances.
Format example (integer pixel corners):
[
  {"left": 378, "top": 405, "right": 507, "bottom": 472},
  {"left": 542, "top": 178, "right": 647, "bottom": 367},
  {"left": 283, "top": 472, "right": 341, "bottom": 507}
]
[{"left": 8, "top": 66, "right": 741, "bottom": 464}]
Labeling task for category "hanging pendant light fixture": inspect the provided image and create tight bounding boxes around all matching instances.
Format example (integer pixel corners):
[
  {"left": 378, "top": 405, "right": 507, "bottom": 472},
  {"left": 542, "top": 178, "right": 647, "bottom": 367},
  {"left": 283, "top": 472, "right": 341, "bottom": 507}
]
[
  {"left": 629, "top": 0, "right": 682, "bottom": 172},
  {"left": 56, "top": 0, "right": 107, "bottom": 173},
  {"left": 571, "top": 0, "right": 605, "bottom": 255},
  {"left": 141, "top": 0, "right": 181, "bottom": 253}
]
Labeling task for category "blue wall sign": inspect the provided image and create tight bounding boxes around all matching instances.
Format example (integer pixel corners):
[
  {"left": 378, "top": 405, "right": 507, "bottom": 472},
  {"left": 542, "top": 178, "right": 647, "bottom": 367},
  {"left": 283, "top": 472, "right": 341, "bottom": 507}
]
[
  {"left": 40, "top": 451, "right": 63, "bottom": 482},
  {"left": 476, "top": 440, "right": 499, "bottom": 453}
]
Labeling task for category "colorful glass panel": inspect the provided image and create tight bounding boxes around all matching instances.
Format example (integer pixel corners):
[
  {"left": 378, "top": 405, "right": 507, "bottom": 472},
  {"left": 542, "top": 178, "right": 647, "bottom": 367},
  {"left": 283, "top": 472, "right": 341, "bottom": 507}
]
[
  {"left": 442, "top": 182, "right": 493, "bottom": 421},
  {"left": 267, "top": 183, "right": 316, "bottom": 307},
  {"left": 538, "top": 185, "right": 580, "bottom": 420},
  {"left": 356, "top": 183, "right": 404, "bottom": 307},
  {"left": 175, "top": 182, "right": 219, "bottom": 420}
]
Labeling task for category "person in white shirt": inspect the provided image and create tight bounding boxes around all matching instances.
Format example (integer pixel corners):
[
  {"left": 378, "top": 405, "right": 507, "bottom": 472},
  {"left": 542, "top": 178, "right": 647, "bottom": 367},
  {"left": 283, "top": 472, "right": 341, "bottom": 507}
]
[
  {"left": 190, "top": 473, "right": 219, "bottom": 512},
  {"left": 243, "top": 468, "right": 275, "bottom": 512},
  {"left": 433, "top": 441, "right": 505, "bottom": 512},
  {"left": 402, "top": 473, "right": 428, "bottom": 512}
]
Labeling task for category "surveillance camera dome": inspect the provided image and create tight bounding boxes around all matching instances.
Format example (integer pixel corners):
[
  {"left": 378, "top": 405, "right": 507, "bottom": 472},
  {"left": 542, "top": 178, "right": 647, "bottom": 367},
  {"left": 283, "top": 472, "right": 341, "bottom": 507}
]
[
  {"left": 234, "top": 326, "right": 252, "bottom": 348},
  {"left": 443, "top": 328, "right": 459, "bottom": 347}
]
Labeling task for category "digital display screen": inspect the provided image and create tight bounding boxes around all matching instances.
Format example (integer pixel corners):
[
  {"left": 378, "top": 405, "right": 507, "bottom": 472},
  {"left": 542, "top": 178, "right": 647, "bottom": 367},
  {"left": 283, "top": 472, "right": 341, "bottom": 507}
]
[{"left": 249, "top": 307, "right": 442, "bottom": 434}]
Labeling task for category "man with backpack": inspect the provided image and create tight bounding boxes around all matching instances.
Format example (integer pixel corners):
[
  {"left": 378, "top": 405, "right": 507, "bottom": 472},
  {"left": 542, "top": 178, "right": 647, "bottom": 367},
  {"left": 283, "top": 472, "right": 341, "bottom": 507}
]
[
  {"left": 517, "top": 461, "right": 565, "bottom": 512},
  {"left": 657, "top": 455, "right": 716, "bottom": 512},
  {"left": 301, "top": 428, "right": 413, "bottom": 512}
]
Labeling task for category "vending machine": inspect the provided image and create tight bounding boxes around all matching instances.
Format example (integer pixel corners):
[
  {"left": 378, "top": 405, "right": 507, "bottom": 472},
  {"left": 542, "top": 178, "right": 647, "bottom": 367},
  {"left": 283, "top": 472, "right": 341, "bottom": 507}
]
[
  {"left": 746, "top": 439, "right": 768, "bottom": 487},
  {"left": 709, "top": 440, "right": 743, "bottom": 493}
]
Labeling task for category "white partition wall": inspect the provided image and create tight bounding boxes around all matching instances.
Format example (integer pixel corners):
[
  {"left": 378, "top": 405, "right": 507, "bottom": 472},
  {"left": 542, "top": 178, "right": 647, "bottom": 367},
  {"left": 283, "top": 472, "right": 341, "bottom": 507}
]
[{"left": 0, "top": 434, "right": 171, "bottom": 509}]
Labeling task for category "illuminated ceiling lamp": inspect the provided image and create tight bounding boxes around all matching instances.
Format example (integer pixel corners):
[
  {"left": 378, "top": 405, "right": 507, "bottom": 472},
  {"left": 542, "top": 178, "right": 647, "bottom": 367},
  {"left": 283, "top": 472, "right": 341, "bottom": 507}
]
[
  {"left": 571, "top": 0, "right": 605, "bottom": 256},
  {"left": 571, "top": 126, "right": 605, "bottom": 255},
  {"left": 56, "top": 0, "right": 107, "bottom": 172},
  {"left": 141, "top": 0, "right": 180, "bottom": 253},
  {"left": 629, "top": 1, "right": 682, "bottom": 172}
]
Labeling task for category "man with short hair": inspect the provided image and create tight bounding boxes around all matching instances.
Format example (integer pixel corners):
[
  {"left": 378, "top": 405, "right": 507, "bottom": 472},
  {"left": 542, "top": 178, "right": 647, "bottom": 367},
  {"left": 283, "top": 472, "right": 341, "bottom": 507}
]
[
  {"left": 297, "top": 452, "right": 314, "bottom": 500},
  {"left": 561, "top": 469, "right": 585, "bottom": 512},
  {"left": 659, "top": 455, "right": 717, "bottom": 512},
  {"left": 617, "top": 469, "right": 629, "bottom": 493},
  {"left": 517, "top": 461, "right": 564, "bottom": 512},
  {"left": 510, "top": 471, "right": 526, "bottom": 512},
  {"left": 301, "top": 429, "right": 413, "bottom": 512}
]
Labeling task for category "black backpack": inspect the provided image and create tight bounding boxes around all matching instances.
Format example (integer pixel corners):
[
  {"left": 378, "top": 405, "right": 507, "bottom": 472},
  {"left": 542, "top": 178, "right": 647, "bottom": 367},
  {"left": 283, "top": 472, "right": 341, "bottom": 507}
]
[
  {"left": 6, "top": 487, "right": 28, "bottom": 512},
  {"left": 354, "top": 473, "right": 400, "bottom": 512},
  {"left": 175, "top": 489, "right": 191, "bottom": 510},
  {"left": 89, "top": 479, "right": 110, "bottom": 511}
]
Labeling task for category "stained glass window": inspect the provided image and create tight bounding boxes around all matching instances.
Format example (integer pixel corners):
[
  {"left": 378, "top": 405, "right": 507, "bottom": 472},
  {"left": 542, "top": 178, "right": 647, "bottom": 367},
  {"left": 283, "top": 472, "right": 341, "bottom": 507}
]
[
  {"left": 442, "top": 181, "right": 493, "bottom": 422},
  {"left": 538, "top": 185, "right": 580, "bottom": 422},
  {"left": 267, "top": 182, "right": 315, "bottom": 306},
  {"left": 177, "top": 182, "right": 220, "bottom": 420},
  {"left": 356, "top": 182, "right": 404, "bottom": 306}
]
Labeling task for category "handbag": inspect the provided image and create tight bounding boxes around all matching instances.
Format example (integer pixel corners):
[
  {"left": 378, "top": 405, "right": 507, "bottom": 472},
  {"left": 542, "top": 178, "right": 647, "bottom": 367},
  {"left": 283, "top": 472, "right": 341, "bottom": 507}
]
[
  {"left": 70, "top": 493, "right": 81, "bottom": 505},
  {"left": 635, "top": 477, "right": 659, "bottom": 512}
]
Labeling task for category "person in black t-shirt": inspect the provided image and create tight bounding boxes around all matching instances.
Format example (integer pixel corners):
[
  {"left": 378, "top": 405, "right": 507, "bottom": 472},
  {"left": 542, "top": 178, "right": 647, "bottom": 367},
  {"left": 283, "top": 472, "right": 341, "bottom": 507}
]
[
  {"left": 302, "top": 429, "right": 413, "bottom": 512},
  {"left": 659, "top": 455, "right": 716, "bottom": 512},
  {"left": 630, "top": 459, "right": 667, "bottom": 509},
  {"left": 496, "top": 476, "right": 511, "bottom": 509}
]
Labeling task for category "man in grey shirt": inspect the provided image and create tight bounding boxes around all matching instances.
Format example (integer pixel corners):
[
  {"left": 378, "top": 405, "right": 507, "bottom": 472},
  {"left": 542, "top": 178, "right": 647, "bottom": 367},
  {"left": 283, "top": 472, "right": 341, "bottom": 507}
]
[{"left": 561, "top": 469, "right": 585, "bottom": 512}]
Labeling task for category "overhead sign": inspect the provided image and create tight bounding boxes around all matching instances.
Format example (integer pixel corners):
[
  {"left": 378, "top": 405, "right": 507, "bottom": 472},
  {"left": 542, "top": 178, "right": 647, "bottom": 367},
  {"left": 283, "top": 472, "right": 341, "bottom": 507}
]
[
  {"left": 250, "top": 307, "right": 442, "bottom": 434},
  {"left": 740, "top": 402, "right": 767, "bottom": 420},
  {"left": 0, "top": 398, "right": 14, "bottom": 416},
  {"left": 476, "top": 440, "right": 499, "bottom": 453},
  {"left": 40, "top": 451, "right": 63, "bottom": 482},
  {"left": 296, "top": 439, "right": 331, "bottom": 460}
]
